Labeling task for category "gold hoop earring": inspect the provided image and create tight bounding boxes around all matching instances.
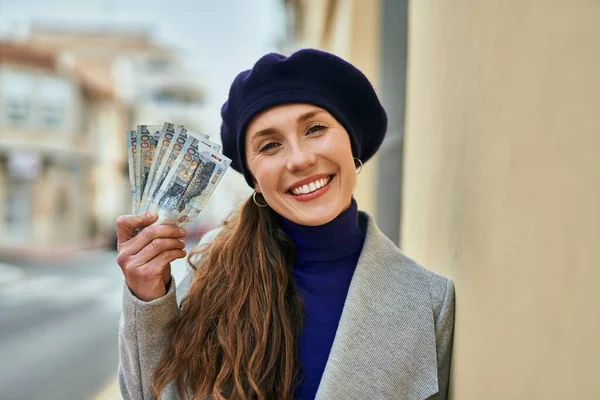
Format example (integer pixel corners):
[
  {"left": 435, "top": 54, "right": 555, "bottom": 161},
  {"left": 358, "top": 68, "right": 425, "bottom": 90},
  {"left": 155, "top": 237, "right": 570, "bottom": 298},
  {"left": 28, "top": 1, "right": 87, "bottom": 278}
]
[
  {"left": 252, "top": 191, "right": 268, "bottom": 207},
  {"left": 354, "top": 157, "right": 363, "bottom": 175}
]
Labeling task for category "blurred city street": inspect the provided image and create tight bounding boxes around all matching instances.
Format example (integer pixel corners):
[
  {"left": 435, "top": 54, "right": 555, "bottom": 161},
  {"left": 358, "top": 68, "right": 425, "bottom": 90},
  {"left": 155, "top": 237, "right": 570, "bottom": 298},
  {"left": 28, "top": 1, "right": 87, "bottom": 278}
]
[
  {"left": 0, "top": 251, "right": 122, "bottom": 400},
  {"left": 0, "top": 249, "right": 191, "bottom": 400}
]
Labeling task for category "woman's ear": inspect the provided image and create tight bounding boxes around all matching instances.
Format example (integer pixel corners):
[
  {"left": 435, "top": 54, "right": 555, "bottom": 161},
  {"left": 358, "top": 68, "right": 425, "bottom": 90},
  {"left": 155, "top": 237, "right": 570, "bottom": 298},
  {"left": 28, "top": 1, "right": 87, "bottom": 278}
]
[{"left": 254, "top": 180, "right": 261, "bottom": 193}]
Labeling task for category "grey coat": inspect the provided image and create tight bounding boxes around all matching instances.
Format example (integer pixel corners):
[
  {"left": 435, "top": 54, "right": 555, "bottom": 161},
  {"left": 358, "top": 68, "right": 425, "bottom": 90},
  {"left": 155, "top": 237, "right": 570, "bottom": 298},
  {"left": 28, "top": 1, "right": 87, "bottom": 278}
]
[{"left": 118, "top": 212, "right": 455, "bottom": 400}]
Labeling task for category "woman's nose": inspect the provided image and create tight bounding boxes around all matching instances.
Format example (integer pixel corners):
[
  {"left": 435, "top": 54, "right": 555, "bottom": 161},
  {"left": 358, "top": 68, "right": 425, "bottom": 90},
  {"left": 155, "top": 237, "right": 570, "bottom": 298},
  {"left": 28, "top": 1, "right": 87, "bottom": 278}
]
[{"left": 286, "top": 147, "right": 317, "bottom": 172}]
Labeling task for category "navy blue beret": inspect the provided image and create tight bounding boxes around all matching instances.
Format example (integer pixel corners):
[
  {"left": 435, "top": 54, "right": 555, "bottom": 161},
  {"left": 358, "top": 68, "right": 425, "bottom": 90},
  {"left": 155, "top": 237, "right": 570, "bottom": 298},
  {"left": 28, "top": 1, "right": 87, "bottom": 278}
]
[{"left": 220, "top": 48, "right": 388, "bottom": 187}]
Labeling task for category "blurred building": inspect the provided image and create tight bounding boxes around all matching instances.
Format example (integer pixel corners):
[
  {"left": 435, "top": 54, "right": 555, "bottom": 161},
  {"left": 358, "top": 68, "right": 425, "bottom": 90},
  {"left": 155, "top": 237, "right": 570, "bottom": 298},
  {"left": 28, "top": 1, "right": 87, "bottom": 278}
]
[
  {"left": 0, "top": 41, "right": 125, "bottom": 250},
  {"left": 27, "top": 26, "right": 209, "bottom": 128},
  {"left": 27, "top": 25, "right": 250, "bottom": 229},
  {"left": 285, "top": 1, "right": 600, "bottom": 399}
]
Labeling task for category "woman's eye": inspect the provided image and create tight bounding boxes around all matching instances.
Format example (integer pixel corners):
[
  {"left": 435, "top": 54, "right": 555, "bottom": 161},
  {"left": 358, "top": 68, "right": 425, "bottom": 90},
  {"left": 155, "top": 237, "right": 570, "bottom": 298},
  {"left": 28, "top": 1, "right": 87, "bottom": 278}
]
[
  {"left": 259, "top": 142, "right": 280, "bottom": 152},
  {"left": 306, "top": 124, "right": 327, "bottom": 135}
]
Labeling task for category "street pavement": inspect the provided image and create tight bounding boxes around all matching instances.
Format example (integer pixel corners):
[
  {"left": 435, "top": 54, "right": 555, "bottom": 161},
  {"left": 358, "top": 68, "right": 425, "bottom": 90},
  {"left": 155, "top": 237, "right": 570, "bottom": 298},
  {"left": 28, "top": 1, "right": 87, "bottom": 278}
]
[{"left": 0, "top": 249, "right": 189, "bottom": 400}]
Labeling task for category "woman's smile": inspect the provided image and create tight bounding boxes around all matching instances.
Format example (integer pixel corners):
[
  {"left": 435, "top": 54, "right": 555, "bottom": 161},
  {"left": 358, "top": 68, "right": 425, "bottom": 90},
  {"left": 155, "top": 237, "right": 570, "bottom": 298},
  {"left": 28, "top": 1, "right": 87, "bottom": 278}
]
[{"left": 287, "top": 174, "right": 335, "bottom": 201}]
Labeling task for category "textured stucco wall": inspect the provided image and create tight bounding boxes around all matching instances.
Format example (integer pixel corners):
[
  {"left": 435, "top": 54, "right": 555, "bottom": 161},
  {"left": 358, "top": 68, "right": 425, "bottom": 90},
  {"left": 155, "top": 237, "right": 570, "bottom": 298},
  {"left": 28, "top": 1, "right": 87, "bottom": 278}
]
[{"left": 402, "top": 1, "right": 600, "bottom": 399}]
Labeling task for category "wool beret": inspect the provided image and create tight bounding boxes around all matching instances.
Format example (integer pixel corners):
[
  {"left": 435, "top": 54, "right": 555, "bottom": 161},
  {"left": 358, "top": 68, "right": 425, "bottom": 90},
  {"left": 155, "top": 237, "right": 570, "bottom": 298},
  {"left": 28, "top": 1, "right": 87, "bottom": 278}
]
[{"left": 220, "top": 48, "right": 388, "bottom": 187}]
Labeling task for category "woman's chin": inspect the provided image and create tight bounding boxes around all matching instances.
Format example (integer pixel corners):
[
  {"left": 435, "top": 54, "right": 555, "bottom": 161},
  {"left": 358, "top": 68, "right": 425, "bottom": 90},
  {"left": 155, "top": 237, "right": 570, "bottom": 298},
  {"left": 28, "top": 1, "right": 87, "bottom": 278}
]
[{"left": 283, "top": 204, "right": 341, "bottom": 227}]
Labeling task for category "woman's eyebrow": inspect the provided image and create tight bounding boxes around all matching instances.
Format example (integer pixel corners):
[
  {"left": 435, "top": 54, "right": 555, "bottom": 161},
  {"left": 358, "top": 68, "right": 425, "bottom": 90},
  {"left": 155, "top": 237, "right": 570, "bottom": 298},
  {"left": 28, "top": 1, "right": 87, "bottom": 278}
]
[
  {"left": 297, "top": 110, "right": 325, "bottom": 123},
  {"left": 249, "top": 127, "right": 277, "bottom": 143}
]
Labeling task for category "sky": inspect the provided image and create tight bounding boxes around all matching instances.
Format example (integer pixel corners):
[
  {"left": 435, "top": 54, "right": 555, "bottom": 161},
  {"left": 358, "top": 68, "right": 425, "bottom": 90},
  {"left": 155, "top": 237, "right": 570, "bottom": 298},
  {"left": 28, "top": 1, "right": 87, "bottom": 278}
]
[{"left": 0, "top": 0, "right": 287, "bottom": 101}]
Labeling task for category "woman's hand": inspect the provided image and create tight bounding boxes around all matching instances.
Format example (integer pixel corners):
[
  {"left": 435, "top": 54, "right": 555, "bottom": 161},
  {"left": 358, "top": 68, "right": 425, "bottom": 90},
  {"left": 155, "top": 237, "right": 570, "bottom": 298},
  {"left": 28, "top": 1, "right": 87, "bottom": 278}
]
[{"left": 116, "top": 212, "right": 187, "bottom": 302}]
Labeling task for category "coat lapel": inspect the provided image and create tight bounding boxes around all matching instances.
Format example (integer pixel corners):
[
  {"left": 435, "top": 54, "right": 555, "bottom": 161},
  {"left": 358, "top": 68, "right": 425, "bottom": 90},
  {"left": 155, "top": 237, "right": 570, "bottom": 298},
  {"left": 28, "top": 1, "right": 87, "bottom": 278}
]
[{"left": 315, "top": 213, "right": 439, "bottom": 400}]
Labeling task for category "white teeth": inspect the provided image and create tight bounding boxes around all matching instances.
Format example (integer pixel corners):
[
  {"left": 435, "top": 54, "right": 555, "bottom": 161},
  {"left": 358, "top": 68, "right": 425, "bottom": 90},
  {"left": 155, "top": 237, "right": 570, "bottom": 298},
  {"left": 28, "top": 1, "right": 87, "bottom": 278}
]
[{"left": 291, "top": 176, "right": 332, "bottom": 195}]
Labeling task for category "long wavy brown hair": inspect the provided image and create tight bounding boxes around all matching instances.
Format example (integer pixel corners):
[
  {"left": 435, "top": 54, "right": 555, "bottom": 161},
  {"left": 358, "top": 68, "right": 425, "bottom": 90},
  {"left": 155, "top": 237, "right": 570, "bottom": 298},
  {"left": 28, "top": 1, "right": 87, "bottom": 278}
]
[{"left": 152, "top": 195, "right": 304, "bottom": 399}]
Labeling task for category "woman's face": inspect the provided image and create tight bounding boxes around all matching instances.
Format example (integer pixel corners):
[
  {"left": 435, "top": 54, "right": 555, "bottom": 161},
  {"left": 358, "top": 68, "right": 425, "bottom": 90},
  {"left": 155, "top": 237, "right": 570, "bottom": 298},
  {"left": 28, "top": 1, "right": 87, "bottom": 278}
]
[{"left": 245, "top": 103, "right": 356, "bottom": 226}]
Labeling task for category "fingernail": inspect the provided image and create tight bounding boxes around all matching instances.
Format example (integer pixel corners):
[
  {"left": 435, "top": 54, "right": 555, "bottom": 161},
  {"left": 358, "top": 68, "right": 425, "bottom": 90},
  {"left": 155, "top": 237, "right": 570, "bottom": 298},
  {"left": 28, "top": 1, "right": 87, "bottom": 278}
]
[
  {"left": 146, "top": 211, "right": 155, "bottom": 218},
  {"left": 179, "top": 228, "right": 186, "bottom": 235}
]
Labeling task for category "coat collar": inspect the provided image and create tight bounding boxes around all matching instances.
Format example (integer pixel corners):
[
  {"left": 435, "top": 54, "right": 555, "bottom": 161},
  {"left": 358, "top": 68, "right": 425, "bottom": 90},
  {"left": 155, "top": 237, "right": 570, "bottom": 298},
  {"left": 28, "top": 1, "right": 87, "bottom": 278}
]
[{"left": 315, "top": 212, "right": 439, "bottom": 400}]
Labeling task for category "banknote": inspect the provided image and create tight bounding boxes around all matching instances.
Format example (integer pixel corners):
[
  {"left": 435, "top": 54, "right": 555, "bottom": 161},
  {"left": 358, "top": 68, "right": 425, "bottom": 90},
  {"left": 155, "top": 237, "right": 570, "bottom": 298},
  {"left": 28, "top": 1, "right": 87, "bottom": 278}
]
[
  {"left": 138, "top": 125, "right": 162, "bottom": 205},
  {"left": 139, "top": 122, "right": 178, "bottom": 212},
  {"left": 140, "top": 125, "right": 221, "bottom": 211},
  {"left": 126, "top": 121, "right": 230, "bottom": 226},
  {"left": 188, "top": 129, "right": 222, "bottom": 152},
  {"left": 127, "top": 130, "right": 138, "bottom": 213},
  {"left": 178, "top": 152, "right": 230, "bottom": 223},
  {"left": 150, "top": 136, "right": 202, "bottom": 219},
  {"left": 187, "top": 128, "right": 209, "bottom": 140},
  {"left": 134, "top": 126, "right": 143, "bottom": 212},
  {"left": 141, "top": 125, "right": 191, "bottom": 212},
  {"left": 151, "top": 137, "right": 230, "bottom": 226}
]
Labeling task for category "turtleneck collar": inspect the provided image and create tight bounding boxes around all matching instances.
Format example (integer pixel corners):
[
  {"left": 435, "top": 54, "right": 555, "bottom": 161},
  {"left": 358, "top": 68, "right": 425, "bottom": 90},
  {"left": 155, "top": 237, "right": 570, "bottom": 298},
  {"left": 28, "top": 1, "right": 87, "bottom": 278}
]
[{"left": 280, "top": 198, "right": 365, "bottom": 262}]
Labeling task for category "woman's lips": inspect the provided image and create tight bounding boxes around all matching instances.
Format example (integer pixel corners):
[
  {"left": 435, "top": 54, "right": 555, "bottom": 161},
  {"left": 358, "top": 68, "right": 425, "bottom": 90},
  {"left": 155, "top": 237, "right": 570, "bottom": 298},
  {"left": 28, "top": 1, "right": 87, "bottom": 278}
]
[{"left": 287, "top": 175, "right": 334, "bottom": 202}]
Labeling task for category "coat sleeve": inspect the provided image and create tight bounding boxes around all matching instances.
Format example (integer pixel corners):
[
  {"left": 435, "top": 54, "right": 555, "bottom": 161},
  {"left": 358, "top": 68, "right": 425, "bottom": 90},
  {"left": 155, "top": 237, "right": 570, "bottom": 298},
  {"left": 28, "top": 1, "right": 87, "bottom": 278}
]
[
  {"left": 118, "top": 277, "right": 181, "bottom": 400},
  {"left": 117, "top": 228, "right": 221, "bottom": 400},
  {"left": 430, "top": 277, "right": 455, "bottom": 400}
]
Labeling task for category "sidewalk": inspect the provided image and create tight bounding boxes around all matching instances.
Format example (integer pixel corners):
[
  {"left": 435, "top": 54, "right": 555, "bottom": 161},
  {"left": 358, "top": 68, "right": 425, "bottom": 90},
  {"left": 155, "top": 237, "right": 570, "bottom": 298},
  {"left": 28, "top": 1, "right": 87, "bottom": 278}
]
[
  {"left": 0, "top": 237, "right": 112, "bottom": 265},
  {"left": 89, "top": 257, "right": 190, "bottom": 400},
  {"left": 0, "top": 262, "right": 25, "bottom": 287},
  {"left": 91, "top": 378, "right": 122, "bottom": 400}
]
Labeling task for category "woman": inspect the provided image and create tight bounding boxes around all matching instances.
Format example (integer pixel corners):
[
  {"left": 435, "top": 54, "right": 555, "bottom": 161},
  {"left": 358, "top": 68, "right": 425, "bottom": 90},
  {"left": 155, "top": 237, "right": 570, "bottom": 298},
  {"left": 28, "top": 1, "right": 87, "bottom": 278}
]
[{"left": 116, "top": 49, "right": 455, "bottom": 400}]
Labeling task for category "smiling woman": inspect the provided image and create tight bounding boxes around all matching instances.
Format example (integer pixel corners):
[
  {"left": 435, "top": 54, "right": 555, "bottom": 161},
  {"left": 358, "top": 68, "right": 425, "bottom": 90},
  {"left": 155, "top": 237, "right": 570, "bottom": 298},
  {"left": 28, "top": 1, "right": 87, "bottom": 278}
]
[
  {"left": 117, "top": 49, "right": 455, "bottom": 400},
  {"left": 245, "top": 104, "right": 356, "bottom": 226}
]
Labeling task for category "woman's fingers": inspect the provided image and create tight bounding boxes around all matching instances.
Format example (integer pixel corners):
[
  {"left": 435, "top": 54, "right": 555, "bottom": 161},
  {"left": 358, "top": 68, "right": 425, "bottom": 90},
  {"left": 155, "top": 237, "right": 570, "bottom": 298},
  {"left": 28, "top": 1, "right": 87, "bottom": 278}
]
[
  {"left": 143, "top": 249, "right": 187, "bottom": 276},
  {"left": 127, "top": 224, "right": 186, "bottom": 255},
  {"left": 115, "top": 212, "right": 188, "bottom": 302},
  {"left": 116, "top": 212, "right": 158, "bottom": 244},
  {"left": 131, "top": 249, "right": 186, "bottom": 293},
  {"left": 117, "top": 229, "right": 186, "bottom": 275},
  {"left": 120, "top": 248, "right": 186, "bottom": 302},
  {"left": 134, "top": 238, "right": 187, "bottom": 266}
]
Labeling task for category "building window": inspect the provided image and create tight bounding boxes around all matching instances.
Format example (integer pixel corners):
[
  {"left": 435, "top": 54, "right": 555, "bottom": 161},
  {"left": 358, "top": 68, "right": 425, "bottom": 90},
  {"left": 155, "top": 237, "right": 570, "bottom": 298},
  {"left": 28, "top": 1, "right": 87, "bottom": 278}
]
[
  {"left": 38, "top": 76, "right": 72, "bottom": 131},
  {"left": 5, "top": 98, "right": 30, "bottom": 125},
  {"left": 1, "top": 70, "right": 73, "bottom": 130},
  {"left": 145, "top": 58, "right": 172, "bottom": 73},
  {"left": 1, "top": 69, "right": 35, "bottom": 127},
  {"left": 41, "top": 103, "right": 65, "bottom": 129}
]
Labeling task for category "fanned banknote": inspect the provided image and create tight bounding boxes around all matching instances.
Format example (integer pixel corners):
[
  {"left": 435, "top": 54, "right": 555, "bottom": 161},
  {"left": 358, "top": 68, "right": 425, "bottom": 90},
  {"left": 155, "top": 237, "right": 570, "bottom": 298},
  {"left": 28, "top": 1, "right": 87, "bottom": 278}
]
[
  {"left": 193, "top": 132, "right": 222, "bottom": 152},
  {"left": 150, "top": 136, "right": 231, "bottom": 226},
  {"left": 126, "top": 121, "right": 231, "bottom": 227},
  {"left": 178, "top": 152, "right": 230, "bottom": 223},
  {"left": 140, "top": 122, "right": 178, "bottom": 207},
  {"left": 127, "top": 130, "right": 138, "bottom": 213},
  {"left": 134, "top": 126, "right": 143, "bottom": 211},
  {"left": 139, "top": 125, "right": 190, "bottom": 213},
  {"left": 138, "top": 125, "right": 162, "bottom": 203},
  {"left": 149, "top": 136, "right": 204, "bottom": 222}
]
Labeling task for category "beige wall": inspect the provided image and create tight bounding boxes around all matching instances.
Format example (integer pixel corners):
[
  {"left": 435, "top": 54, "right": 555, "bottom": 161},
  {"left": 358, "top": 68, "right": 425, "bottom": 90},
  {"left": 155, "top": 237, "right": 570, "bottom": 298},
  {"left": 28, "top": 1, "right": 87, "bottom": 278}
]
[
  {"left": 295, "top": 0, "right": 383, "bottom": 217},
  {"left": 403, "top": 1, "right": 600, "bottom": 399}
]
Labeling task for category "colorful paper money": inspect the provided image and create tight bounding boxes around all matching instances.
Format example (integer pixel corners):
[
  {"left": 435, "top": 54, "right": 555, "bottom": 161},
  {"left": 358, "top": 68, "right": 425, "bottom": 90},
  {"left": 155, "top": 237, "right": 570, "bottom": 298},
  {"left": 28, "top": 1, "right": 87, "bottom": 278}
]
[{"left": 126, "top": 122, "right": 231, "bottom": 226}]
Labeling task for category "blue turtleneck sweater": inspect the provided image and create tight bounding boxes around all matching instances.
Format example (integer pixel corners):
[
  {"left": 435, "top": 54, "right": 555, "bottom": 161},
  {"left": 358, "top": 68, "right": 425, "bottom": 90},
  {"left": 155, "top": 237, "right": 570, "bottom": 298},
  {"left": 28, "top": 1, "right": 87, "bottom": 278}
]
[{"left": 281, "top": 198, "right": 365, "bottom": 400}]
